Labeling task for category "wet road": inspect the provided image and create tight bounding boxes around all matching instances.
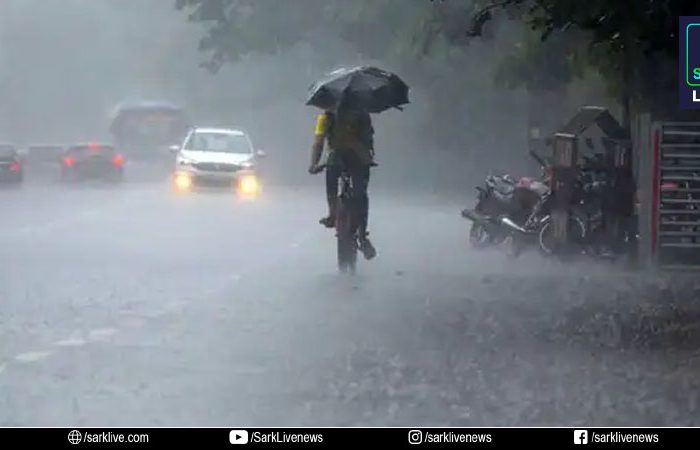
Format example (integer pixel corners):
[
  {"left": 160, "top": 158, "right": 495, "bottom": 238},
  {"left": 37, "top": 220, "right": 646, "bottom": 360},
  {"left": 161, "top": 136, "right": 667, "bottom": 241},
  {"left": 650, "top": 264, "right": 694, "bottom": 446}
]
[{"left": 1, "top": 177, "right": 699, "bottom": 426}]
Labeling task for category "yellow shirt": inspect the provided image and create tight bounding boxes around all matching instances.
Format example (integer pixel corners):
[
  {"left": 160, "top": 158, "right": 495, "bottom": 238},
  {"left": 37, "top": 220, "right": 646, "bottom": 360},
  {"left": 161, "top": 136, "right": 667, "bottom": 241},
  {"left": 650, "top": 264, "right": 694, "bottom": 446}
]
[
  {"left": 314, "top": 113, "right": 329, "bottom": 137},
  {"left": 314, "top": 112, "right": 374, "bottom": 164}
]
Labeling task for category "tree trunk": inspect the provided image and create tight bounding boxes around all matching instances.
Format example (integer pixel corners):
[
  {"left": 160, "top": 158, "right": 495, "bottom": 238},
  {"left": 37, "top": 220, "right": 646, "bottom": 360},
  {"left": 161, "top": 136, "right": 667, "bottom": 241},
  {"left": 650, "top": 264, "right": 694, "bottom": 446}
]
[
  {"left": 620, "top": 51, "right": 632, "bottom": 132},
  {"left": 620, "top": 33, "right": 635, "bottom": 133},
  {"left": 621, "top": 90, "right": 631, "bottom": 133}
]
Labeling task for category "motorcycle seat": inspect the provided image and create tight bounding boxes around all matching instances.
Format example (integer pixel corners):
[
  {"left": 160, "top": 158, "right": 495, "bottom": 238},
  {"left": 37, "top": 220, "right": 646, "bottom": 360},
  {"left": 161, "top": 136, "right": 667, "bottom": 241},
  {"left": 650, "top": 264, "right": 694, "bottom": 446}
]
[
  {"left": 487, "top": 177, "right": 516, "bottom": 197},
  {"left": 492, "top": 189, "right": 513, "bottom": 201}
]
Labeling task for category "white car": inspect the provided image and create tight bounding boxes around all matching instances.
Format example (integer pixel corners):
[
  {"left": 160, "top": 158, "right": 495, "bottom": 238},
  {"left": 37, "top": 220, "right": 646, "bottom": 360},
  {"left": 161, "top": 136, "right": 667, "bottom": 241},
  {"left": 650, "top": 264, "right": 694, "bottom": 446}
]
[{"left": 171, "top": 127, "right": 265, "bottom": 194}]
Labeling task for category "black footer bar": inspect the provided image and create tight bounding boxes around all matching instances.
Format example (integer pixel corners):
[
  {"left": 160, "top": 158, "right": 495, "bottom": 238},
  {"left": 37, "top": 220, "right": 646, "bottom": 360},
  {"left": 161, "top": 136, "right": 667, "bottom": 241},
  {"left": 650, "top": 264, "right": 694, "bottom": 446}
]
[{"left": 0, "top": 427, "right": 689, "bottom": 449}]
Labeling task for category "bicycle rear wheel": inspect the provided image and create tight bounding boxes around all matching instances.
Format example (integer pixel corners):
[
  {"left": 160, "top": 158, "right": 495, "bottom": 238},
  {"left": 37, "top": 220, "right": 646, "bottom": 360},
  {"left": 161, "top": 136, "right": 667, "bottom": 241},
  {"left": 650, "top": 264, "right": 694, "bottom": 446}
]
[
  {"left": 335, "top": 200, "right": 357, "bottom": 273},
  {"left": 538, "top": 214, "right": 586, "bottom": 256}
]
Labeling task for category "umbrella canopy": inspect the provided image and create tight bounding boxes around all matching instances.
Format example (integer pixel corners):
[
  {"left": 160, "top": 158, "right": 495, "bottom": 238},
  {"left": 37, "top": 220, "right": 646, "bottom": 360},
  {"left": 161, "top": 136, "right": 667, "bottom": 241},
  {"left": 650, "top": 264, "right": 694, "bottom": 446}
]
[{"left": 306, "top": 66, "right": 409, "bottom": 113}]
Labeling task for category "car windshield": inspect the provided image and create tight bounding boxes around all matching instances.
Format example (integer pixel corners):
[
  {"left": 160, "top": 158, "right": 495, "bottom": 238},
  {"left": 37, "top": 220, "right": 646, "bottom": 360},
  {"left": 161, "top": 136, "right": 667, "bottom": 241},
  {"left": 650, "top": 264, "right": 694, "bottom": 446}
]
[{"left": 185, "top": 132, "right": 252, "bottom": 154}]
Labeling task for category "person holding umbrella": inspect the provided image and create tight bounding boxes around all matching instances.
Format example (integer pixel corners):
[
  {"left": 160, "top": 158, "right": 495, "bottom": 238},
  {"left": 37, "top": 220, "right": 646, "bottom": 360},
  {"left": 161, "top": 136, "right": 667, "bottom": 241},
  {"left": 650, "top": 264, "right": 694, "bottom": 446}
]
[
  {"left": 306, "top": 66, "right": 409, "bottom": 261},
  {"left": 309, "top": 94, "right": 376, "bottom": 259}
]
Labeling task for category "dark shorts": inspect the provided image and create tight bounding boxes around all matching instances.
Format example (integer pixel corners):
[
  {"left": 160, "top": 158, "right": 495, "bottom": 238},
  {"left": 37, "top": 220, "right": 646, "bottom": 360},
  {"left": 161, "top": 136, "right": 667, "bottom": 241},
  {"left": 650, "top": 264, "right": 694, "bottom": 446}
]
[
  {"left": 325, "top": 151, "right": 370, "bottom": 199},
  {"left": 325, "top": 150, "right": 371, "bottom": 231}
]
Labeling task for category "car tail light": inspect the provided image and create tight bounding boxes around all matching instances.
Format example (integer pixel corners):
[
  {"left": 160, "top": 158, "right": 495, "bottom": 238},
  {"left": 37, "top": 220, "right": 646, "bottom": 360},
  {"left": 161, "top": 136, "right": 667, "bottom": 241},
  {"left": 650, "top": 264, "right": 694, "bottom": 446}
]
[
  {"left": 112, "top": 153, "right": 125, "bottom": 167},
  {"left": 63, "top": 156, "right": 75, "bottom": 167},
  {"left": 9, "top": 161, "right": 21, "bottom": 172}
]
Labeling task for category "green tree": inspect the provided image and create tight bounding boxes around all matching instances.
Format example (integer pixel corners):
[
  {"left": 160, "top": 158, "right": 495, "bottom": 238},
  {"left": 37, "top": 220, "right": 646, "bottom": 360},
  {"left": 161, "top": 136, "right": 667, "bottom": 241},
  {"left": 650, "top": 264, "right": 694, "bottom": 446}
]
[
  {"left": 174, "top": 0, "right": 440, "bottom": 71},
  {"left": 171, "top": 0, "right": 621, "bottom": 158},
  {"left": 467, "top": 0, "right": 700, "bottom": 125}
]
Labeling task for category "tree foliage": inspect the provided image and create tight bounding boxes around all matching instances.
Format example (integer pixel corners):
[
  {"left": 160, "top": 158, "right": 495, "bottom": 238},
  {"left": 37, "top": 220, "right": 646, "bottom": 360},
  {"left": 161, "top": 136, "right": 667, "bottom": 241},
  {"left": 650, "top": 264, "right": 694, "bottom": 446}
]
[
  {"left": 175, "top": 1, "right": 700, "bottom": 138},
  {"left": 468, "top": 0, "right": 700, "bottom": 114},
  {"left": 469, "top": 0, "right": 694, "bottom": 57},
  {"left": 492, "top": 28, "right": 584, "bottom": 92},
  {"left": 175, "top": 0, "right": 700, "bottom": 108},
  {"left": 174, "top": 0, "right": 441, "bottom": 72}
]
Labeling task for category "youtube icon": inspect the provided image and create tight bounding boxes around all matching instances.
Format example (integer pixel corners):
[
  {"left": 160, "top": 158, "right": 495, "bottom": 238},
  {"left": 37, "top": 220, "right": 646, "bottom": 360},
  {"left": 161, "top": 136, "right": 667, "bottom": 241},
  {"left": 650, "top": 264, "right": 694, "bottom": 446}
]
[{"left": 229, "top": 430, "right": 248, "bottom": 444}]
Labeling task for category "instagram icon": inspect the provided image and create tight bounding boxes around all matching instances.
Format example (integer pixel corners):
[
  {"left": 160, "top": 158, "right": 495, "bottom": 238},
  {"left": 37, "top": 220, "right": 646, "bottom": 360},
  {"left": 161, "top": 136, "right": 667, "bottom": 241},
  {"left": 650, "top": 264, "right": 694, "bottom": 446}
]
[{"left": 408, "top": 430, "right": 423, "bottom": 444}]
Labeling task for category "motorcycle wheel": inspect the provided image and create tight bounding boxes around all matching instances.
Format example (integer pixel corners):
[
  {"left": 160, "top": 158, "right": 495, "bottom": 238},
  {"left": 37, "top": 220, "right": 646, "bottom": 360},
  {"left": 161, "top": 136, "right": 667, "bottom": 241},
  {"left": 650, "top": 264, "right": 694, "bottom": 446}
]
[
  {"left": 469, "top": 223, "right": 506, "bottom": 248},
  {"left": 507, "top": 235, "right": 529, "bottom": 258},
  {"left": 469, "top": 223, "right": 490, "bottom": 248}
]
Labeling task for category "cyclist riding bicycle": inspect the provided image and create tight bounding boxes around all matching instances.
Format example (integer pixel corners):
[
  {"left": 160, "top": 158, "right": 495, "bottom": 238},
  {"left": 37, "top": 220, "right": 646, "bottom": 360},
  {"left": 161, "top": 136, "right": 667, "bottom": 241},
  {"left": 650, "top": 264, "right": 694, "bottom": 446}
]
[{"left": 308, "top": 98, "right": 376, "bottom": 260}]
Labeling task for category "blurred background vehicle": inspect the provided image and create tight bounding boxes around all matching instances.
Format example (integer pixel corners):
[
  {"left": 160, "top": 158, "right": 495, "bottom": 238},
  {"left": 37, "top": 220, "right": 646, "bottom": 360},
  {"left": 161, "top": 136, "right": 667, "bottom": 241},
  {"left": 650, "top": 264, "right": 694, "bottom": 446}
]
[
  {"left": 109, "top": 99, "right": 191, "bottom": 169},
  {"left": 60, "top": 143, "right": 125, "bottom": 183},
  {"left": 0, "top": 144, "right": 24, "bottom": 185}
]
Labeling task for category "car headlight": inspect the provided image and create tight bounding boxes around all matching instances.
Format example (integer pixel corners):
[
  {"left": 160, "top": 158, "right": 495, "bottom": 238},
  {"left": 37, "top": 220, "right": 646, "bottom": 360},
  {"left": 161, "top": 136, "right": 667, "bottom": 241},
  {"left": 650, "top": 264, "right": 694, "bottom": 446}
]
[
  {"left": 173, "top": 171, "right": 193, "bottom": 191},
  {"left": 238, "top": 174, "right": 260, "bottom": 197},
  {"left": 178, "top": 158, "right": 195, "bottom": 166},
  {"left": 240, "top": 161, "right": 254, "bottom": 169}
]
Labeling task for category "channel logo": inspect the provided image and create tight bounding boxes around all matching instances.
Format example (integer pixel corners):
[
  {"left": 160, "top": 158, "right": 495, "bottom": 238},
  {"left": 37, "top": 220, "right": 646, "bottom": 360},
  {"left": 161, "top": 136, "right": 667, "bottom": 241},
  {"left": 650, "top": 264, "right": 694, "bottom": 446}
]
[
  {"left": 408, "top": 429, "right": 423, "bottom": 444},
  {"left": 680, "top": 16, "right": 700, "bottom": 108},
  {"left": 229, "top": 430, "right": 249, "bottom": 444},
  {"left": 574, "top": 429, "right": 588, "bottom": 445}
]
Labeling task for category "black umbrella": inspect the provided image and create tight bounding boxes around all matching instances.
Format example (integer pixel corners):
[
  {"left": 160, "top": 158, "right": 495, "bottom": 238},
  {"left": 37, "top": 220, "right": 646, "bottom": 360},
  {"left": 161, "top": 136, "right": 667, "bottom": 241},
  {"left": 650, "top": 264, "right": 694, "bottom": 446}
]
[{"left": 306, "top": 66, "right": 409, "bottom": 113}]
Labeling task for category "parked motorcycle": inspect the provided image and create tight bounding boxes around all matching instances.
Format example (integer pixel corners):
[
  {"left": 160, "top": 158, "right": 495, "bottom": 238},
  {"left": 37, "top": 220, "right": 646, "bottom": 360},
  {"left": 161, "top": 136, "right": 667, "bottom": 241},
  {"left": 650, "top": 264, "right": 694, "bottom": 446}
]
[
  {"left": 461, "top": 174, "right": 515, "bottom": 248},
  {"left": 461, "top": 152, "right": 550, "bottom": 251},
  {"left": 463, "top": 150, "right": 638, "bottom": 261},
  {"left": 463, "top": 155, "right": 595, "bottom": 258}
]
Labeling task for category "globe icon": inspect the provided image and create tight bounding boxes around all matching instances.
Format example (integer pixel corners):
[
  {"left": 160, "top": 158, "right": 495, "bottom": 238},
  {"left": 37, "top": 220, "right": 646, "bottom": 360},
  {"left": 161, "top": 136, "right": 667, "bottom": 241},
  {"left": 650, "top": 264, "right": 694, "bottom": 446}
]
[{"left": 67, "top": 430, "right": 82, "bottom": 445}]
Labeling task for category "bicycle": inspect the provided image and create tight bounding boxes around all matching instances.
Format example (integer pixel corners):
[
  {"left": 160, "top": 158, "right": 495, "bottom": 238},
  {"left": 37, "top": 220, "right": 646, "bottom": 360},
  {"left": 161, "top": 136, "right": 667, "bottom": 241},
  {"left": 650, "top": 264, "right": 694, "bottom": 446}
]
[
  {"left": 314, "top": 162, "right": 375, "bottom": 273},
  {"left": 335, "top": 167, "right": 360, "bottom": 273}
]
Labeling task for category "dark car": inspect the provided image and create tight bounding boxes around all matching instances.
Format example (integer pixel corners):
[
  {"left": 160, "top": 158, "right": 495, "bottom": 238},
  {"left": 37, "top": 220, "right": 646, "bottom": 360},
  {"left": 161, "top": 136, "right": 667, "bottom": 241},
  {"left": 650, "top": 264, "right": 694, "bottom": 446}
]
[
  {"left": 0, "top": 144, "right": 24, "bottom": 184},
  {"left": 60, "top": 143, "right": 125, "bottom": 183}
]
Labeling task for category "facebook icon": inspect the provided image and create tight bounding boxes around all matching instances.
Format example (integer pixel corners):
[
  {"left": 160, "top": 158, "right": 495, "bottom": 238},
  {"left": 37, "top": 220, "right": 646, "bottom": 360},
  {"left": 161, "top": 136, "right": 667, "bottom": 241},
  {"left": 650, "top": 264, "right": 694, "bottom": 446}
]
[{"left": 574, "top": 430, "right": 588, "bottom": 444}]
